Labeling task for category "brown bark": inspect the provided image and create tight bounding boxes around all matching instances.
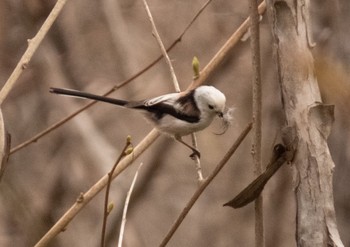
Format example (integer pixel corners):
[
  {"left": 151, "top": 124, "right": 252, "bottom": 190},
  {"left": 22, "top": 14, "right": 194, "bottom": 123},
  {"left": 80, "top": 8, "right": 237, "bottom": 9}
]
[{"left": 266, "top": 0, "right": 344, "bottom": 246}]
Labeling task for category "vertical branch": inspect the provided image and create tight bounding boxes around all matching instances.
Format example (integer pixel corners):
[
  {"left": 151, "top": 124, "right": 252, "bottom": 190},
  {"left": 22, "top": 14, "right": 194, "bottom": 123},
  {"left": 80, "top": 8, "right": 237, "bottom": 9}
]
[
  {"left": 249, "top": 0, "right": 264, "bottom": 246},
  {"left": 118, "top": 162, "right": 143, "bottom": 247},
  {"left": 142, "top": 0, "right": 205, "bottom": 182},
  {"left": 266, "top": 0, "right": 344, "bottom": 246},
  {"left": 100, "top": 137, "right": 132, "bottom": 247},
  {"left": 190, "top": 133, "right": 204, "bottom": 181},
  {"left": 191, "top": 56, "right": 204, "bottom": 181}
]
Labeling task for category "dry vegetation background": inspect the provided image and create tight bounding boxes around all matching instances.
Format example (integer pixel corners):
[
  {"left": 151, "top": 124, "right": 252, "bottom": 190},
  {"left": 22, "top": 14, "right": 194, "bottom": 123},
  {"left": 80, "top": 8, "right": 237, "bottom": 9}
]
[{"left": 0, "top": 0, "right": 349, "bottom": 246}]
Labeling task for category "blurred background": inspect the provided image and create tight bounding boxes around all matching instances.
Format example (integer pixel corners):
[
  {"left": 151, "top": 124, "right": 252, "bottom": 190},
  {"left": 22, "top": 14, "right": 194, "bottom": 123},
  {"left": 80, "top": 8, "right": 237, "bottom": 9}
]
[{"left": 0, "top": 0, "right": 349, "bottom": 246}]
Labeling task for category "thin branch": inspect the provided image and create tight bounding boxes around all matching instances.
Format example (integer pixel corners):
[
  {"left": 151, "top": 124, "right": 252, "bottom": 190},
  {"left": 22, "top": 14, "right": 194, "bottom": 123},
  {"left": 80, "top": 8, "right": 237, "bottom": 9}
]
[
  {"left": 9, "top": 0, "right": 214, "bottom": 155},
  {"left": 101, "top": 137, "right": 132, "bottom": 247},
  {"left": 10, "top": 95, "right": 100, "bottom": 155},
  {"left": 180, "top": 0, "right": 213, "bottom": 38},
  {"left": 118, "top": 162, "right": 143, "bottom": 247},
  {"left": 0, "top": 110, "right": 10, "bottom": 181},
  {"left": 0, "top": 0, "right": 68, "bottom": 105},
  {"left": 9, "top": 69, "right": 147, "bottom": 155},
  {"left": 190, "top": 134, "right": 204, "bottom": 181},
  {"left": 142, "top": 0, "right": 180, "bottom": 92},
  {"left": 249, "top": 0, "right": 263, "bottom": 246},
  {"left": 190, "top": 0, "right": 266, "bottom": 89},
  {"left": 190, "top": 56, "right": 204, "bottom": 181},
  {"left": 34, "top": 130, "right": 159, "bottom": 247},
  {"left": 142, "top": 0, "right": 207, "bottom": 185},
  {"left": 189, "top": 56, "right": 204, "bottom": 180},
  {"left": 159, "top": 122, "right": 252, "bottom": 247}
]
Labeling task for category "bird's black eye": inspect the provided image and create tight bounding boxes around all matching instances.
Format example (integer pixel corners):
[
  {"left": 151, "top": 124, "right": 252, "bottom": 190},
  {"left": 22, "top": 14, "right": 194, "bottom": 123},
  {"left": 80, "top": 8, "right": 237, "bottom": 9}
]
[{"left": 208, "top": 104, "right": 214, "bottom": 110}]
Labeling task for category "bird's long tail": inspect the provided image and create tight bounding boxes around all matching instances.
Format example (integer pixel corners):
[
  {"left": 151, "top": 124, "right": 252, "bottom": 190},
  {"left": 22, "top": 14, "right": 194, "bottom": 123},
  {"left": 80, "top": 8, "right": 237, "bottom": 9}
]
[{"left": 50, "top": 87, "right": 128, "bottom": 106}]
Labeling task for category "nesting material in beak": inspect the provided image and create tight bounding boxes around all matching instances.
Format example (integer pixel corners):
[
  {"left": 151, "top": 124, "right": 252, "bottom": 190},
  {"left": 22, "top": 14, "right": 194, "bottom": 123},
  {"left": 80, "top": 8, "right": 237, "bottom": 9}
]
[{"left": 214, "top": 107, "right": 235, "bottom": 135}]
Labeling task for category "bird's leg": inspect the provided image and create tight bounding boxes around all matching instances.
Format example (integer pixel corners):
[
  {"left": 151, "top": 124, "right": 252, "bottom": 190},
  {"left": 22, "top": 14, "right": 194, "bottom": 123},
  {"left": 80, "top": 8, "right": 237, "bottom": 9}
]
[{"left": 174, "top": 136, "right": 201, "bottom": 159}]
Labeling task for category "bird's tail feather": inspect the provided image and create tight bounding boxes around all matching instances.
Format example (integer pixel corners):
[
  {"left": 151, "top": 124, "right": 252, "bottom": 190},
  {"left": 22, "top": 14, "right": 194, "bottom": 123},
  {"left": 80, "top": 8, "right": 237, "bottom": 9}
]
[{"left": 50, "top": 87, "right": 128, "bottom": 106}]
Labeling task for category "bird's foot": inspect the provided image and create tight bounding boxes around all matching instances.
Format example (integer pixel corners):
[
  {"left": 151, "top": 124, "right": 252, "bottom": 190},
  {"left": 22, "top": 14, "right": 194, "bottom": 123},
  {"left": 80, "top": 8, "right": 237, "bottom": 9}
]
[{"left": 189, "top": 149, "right": 201, "bottom": 160}]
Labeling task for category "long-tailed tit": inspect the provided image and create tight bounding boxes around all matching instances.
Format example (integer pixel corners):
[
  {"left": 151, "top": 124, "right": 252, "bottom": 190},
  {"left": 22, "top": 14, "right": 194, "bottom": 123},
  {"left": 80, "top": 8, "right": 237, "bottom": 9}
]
[{"left": 50, "top": 85, "right": 227, "bottom": 158}]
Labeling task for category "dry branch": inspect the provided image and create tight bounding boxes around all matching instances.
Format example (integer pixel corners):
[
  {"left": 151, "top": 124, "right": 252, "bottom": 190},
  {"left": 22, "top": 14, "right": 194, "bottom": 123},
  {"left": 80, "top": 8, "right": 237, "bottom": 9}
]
[
  {"left": 249, "top": 0, "right": 264, "bottom": 246},
  {"left": 34, "top": 130, "right": 159, "bottom": 247},
  {"left": 0, "top": 0, "right": 68, "bottom": 105},
  {"left": 118, "top": 162, "right": 143, "bottom": 247},
  {"left": 142, "top": 0, "right": 180, "bottom": 92},
  {"left": 190, "top": 1, "right": 267, "bottom": 89},
  {"left": 159, "top": 122, "right": 252, "bottom": 247},
  {"left": 101, "top": 138, "right": 132, "bottom": 247},
  {"left": 191, "top": 57, "right": 204, "bottom": 181},
  {"left": 0, "top": 110, "right": 10, "bottom": 181},
  {"left": 266, "top": 0, "right": 344, "bottom": 246},
  {"left": 142, "top": 0, "right": 204, "bottom": 180}
]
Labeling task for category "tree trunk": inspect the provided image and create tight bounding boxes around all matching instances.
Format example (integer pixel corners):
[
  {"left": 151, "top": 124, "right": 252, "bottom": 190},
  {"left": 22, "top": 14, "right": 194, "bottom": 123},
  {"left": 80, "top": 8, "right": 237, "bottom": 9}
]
[{"left": 266, "top": 0, "right": 344, "bottom": 246}]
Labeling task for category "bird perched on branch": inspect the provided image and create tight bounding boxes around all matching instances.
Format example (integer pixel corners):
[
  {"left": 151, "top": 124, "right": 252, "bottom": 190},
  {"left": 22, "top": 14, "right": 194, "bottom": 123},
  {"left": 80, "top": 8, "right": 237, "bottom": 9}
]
[{"left": 50, "top": 85, "right": 228, "bottom": 158}]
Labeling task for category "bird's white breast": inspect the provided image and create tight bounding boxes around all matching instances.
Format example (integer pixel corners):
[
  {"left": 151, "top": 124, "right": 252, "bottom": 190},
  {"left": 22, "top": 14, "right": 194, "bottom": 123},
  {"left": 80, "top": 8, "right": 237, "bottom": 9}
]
[{"left": 152, "top": 112, "right": 215, "bottom": 136}]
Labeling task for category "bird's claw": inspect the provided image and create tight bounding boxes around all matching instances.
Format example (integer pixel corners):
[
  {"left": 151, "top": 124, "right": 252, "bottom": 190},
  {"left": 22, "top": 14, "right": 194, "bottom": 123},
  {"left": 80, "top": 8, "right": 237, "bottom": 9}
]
[{"left": 189, "top": 150, "right": 201, "bottom": 160}]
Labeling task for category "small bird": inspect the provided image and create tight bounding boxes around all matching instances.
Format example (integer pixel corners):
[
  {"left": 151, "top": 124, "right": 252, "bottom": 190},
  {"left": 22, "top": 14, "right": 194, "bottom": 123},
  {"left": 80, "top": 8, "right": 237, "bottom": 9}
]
[{"left": 50, "top": 85, "right": 227, "bottom": 158}]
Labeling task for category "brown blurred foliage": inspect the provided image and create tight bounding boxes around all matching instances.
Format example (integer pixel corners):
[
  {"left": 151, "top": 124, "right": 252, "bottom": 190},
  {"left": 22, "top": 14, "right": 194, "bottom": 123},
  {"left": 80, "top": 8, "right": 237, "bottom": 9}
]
[{"left": 0, "top": 0, "right": 349, "bottom": 246}]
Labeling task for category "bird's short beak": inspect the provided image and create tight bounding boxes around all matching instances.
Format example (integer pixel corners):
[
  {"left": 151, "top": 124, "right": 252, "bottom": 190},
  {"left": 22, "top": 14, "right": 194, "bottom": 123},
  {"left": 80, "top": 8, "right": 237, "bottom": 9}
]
[{"left": 217, "top": 112, "right": 224, "bottom": 118}]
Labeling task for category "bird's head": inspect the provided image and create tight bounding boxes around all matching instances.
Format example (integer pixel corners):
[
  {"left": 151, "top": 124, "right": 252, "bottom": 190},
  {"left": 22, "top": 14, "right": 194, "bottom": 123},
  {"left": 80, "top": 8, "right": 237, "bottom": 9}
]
[{"left": 194, "top": 85, "right": 226, "bottom": 118}]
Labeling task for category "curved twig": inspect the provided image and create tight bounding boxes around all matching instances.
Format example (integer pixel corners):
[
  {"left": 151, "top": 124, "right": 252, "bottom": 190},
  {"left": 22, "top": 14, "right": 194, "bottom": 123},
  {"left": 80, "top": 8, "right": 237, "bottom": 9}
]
[
  {"left": 101, "top": 137, "right": 132, "bottom": 247},
  {"left": 118, "top": 162, "right": 143, "bottom": 247}
]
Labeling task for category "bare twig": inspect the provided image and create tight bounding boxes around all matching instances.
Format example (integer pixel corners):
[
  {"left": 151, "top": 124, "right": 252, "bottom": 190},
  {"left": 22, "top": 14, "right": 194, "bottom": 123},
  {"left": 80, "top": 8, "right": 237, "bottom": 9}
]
[
  {"left": 0, "top": 109, "right": 10, "bottom": 181},
  {"left": 118, "top": 162, "right": 143, "bottom": 247},
  {"left": 180, "top": 0, "right": 213, "bottom": 39},
  {"left": 0, "top": 0, "right": 68, "bottom": 105},
  {"left": 10, "top": 94, "right": 102, "bottom": 155},
  {"left": 159, "top": 122, "right": 252, "bottom": 247},
  {"left": 34, "top": 130, "right": 159, "bottom": 247},
  {"left": 101, "top": 137, "right": 132, "bottom": 247},
  {"left": 249, "top": 0, "right": 263, "bottom": 246},
  {"left": 191, "top": 57, "right": 204, "bottom": 181},
  {"left": 142, "top": 0, "right": 206, "bottom": 183},
  {"left": 190, "top": 0, "right": 266, "bottom": 89},
  {"left": 190, "top": 133, "right": 203, "bottom": 181},
  {"left": 142, "top": 0, "right": 180, "bottom": 92},
  {"left": 10, "top": 0, "right": 214, "bottom": 155}
]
